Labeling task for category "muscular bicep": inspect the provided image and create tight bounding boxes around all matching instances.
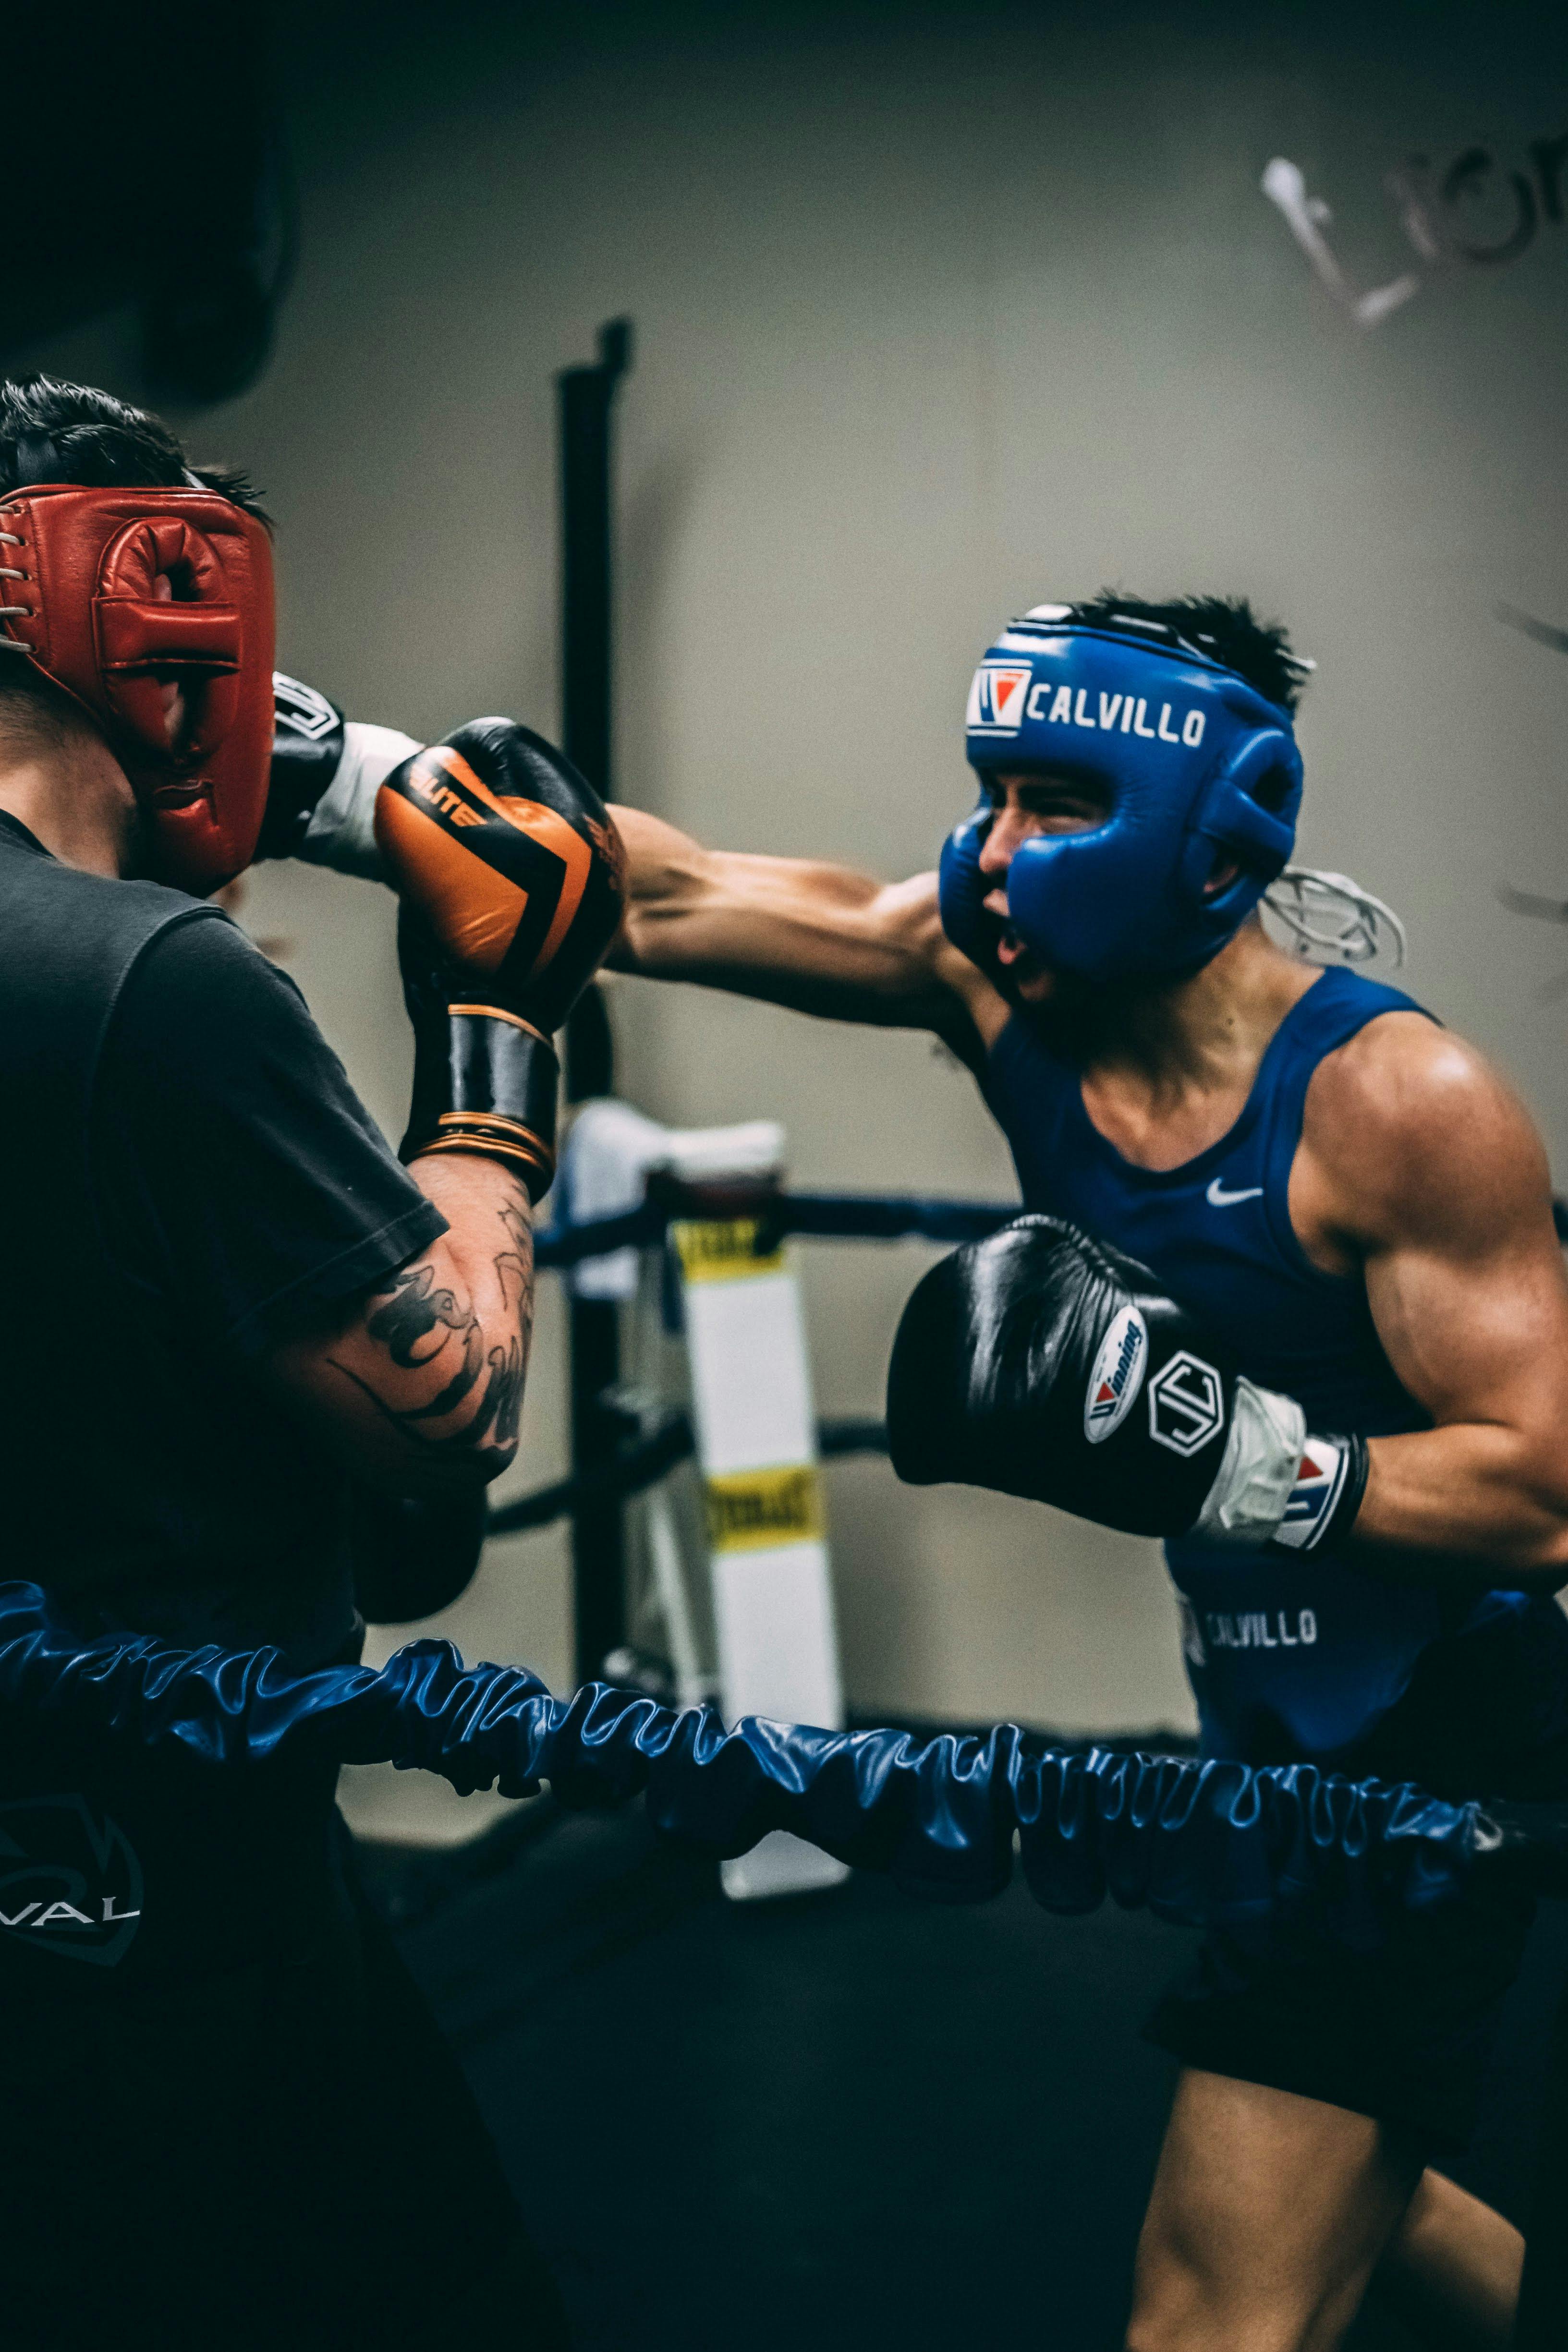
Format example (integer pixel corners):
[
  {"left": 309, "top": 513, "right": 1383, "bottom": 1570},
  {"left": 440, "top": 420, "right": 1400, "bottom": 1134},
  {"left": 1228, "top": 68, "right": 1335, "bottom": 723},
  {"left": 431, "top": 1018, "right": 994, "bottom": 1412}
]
[
  {"left": 265, "top": 1159, "right": 535, "bottom": 1499},
  {"left": 1368, "top": 1213, "right": 1568, "bottom": 1445},
  {"left": 608, "top": 805, "right": 998, "bottom": 1065},
  {"left": 1293, "top": 1018, "right": 1568, "bottom": 1580},
  {"left": 1318, "top": 1026, "right": 1568, "bottom": 1434}
]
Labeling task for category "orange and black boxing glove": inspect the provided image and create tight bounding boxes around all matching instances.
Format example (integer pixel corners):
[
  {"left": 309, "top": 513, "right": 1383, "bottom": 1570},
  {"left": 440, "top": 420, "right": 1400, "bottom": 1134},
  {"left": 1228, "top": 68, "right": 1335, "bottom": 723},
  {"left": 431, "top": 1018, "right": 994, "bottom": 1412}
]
[{"left": 375, "top": 718, "right": 626, "bottom": 1201}]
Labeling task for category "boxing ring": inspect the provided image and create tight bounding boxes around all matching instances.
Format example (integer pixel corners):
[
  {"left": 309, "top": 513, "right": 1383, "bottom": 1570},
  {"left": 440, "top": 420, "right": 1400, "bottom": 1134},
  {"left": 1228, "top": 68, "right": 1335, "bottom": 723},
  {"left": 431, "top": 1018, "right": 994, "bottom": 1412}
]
[
  {"left": 226, "top": 311, "right": 1568, "bottom": 2334},
  {"left": 5, "top": 1481, "right": 1568, "bottom": 2340},
  {"left": 420, "top": 1135, "right": 1568, "bottom": 2343},
  {"left": 9, "top": 1150, "right": 1568, "bottom": 2335},
  {"left": 12, "top": 14, "right": 1568, "bottom": 2325}
]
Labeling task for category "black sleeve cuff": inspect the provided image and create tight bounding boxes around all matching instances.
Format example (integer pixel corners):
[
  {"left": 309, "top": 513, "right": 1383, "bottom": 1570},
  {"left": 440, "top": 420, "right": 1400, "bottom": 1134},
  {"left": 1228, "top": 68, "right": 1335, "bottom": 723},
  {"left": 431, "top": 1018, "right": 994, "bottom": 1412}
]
[{"left": 225, "top": 1198, "right": 448, "bottom": 1357}]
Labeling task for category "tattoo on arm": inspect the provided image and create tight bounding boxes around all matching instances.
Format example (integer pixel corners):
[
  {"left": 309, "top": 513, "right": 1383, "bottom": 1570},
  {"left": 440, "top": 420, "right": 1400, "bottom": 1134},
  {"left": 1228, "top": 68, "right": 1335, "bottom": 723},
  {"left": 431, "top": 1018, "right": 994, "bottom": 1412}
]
[{"left": 327, "top": 1199, "right": 533, "bottom": 1458}]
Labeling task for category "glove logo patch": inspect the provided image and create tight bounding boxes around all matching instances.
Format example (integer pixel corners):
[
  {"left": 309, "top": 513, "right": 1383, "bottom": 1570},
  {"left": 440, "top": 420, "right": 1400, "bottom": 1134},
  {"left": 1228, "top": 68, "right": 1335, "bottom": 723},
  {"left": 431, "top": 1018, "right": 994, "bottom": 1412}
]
[
  {"left": 1083, "top": 1306, "right": 1148, "bottom": 1443},
  {"left": 377, "top": 745, "right": 596, "bottom": 981},
  {"left": 1274, "top": 1438, "right": 1348, "bottom": 1550},
  {"left": 271, "top": 672, "right": 340, "bottom": 741},
  {"left": 1148, "top": 1352, "right": 1225, "bottom": 1457}
]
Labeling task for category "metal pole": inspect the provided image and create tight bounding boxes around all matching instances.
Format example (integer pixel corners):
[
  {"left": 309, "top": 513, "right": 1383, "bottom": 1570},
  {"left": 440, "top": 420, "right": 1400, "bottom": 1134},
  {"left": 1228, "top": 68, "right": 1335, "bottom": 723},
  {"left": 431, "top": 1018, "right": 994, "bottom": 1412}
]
[{"left": 557, "top": 317, "right": 633, "bottom": 1685}]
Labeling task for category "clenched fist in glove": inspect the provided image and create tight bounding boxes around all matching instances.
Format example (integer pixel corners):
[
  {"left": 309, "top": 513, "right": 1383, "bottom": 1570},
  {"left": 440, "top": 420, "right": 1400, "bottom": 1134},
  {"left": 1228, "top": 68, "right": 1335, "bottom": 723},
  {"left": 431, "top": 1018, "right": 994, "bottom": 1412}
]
[
  {"left": 887, "top": 1215, "right": 1368, "bottom": 1554},
  {"left": 375, "top": 718, "right": 626, "bottom": 1200}
]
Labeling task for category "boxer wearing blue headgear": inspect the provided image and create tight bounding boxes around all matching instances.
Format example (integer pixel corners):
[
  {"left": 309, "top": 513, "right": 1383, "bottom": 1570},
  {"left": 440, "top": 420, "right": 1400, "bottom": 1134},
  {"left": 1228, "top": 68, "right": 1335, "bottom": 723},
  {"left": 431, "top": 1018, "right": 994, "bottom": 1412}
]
[
  {"left": 940, "top": 605, "right": 1304, "bottom": 986},
  {"left": 306, "top": 587, "right": 1568, "bottom": 2351}
]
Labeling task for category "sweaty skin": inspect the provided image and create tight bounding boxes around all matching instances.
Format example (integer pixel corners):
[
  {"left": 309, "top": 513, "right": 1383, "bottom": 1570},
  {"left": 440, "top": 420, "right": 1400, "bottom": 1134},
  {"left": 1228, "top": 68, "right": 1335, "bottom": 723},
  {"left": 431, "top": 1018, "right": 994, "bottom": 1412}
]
[{"left": 607, "top": 777, "right": 1564, "bottom": 2352}]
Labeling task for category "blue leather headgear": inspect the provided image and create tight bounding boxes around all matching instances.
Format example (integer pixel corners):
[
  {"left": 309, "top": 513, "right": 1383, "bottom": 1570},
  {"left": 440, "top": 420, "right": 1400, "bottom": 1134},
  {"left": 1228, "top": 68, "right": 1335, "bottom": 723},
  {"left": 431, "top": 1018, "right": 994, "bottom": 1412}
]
[{"left": 939, "top": 609, "right": 1303, "bottom": 986}]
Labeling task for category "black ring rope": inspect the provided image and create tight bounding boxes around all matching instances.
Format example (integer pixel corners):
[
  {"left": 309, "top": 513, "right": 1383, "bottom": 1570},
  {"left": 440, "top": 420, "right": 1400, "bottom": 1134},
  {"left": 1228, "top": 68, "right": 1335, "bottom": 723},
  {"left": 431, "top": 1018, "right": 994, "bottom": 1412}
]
[
  {"left": 488, "top": 1412, "right": 888, "bottom": 1537},
  {"left": 505, "top": 1188, "right": 1568, "bottom": 1535},
  {"left": 535, "top": 1187, "right": 1568, "bottom": 1266},
  {"left": 532, "top": 1189, "right": 1018, "bottom": 1270}
]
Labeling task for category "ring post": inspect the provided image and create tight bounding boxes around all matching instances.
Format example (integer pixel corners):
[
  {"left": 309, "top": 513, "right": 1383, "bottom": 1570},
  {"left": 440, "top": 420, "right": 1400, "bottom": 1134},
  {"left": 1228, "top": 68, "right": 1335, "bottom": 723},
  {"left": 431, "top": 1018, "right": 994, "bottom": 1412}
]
[
  {"left": 660, "top": 1152, "right": 850, "bottom": 1903},
  {"left": 558, "top": 316, "right": 633, "bottom": 1685}
]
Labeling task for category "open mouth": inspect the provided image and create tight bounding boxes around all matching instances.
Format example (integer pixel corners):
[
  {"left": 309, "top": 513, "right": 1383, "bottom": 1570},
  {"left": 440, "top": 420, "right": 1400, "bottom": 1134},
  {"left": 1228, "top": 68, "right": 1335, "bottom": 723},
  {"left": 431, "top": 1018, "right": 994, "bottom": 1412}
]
[
  {"left": 989, "top": 917, "right": 1053, "bottom": 996},
  {"left": 979, "top": 893, "right": 1044, "bottom": 986}
]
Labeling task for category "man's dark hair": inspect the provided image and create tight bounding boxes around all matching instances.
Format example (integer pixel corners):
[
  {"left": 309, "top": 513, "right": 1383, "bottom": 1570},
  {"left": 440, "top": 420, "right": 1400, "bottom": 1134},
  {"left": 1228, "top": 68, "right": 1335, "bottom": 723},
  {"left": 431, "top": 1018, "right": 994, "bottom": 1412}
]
[
  {"left": 1068, "top": 590, "right": 1310, "bottom": 715},
  {"left": 0, "top": 374, "right": 267, "bottom": 515},
  {"left": 0, "top": 376, "right": 267, "bottom": 755}
]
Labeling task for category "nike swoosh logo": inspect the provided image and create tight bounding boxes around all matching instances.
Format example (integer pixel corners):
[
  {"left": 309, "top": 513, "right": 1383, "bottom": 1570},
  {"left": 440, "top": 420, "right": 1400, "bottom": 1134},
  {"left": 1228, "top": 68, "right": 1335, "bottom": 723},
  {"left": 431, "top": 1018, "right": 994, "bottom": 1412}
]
[{"left": 1206, "top": 1176, "right": 1264, "bottom": 1208}]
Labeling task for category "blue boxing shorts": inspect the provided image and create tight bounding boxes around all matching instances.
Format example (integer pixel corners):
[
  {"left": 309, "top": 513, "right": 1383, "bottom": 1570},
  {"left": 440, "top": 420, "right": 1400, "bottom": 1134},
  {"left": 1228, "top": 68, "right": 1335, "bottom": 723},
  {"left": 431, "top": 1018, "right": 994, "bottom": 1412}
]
[{"left": 1145, "top": 1594, "right": 1568, "bottom": 2151}]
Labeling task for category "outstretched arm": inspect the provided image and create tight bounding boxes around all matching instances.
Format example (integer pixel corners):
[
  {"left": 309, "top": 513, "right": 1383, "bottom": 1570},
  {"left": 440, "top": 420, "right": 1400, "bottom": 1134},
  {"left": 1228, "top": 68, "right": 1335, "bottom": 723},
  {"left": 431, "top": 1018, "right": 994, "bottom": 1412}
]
[
  {"left": 256, "top": 681, "right": 1002, "bottom": 1066},
  {"left": 608, "top": 804, "right": 1000, "bottom": 1067}
]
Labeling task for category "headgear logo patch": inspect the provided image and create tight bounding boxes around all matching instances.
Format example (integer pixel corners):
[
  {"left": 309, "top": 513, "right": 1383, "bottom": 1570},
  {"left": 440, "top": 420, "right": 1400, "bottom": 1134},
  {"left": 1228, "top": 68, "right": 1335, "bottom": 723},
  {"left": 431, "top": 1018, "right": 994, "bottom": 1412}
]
[
  {"left": 966, "top": 663, "right": 1032, "bottom": 734},
  {"left": 1147, "top": 1353, "right": 1225, "bottom": 1458},
  {"left": 1083, "top": 1306, "right": 1148, "bottom": 1443}
]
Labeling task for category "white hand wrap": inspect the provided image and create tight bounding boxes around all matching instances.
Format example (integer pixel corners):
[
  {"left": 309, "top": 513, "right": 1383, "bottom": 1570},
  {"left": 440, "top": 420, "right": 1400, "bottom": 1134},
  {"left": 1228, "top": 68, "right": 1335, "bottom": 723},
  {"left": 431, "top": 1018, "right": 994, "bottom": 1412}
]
[
  {"left": 297, "top": 721, "right": 419, "bottom": 881},
  {"left": 1191, "top": 1374, "right": 1306, "bottom": 1547}
]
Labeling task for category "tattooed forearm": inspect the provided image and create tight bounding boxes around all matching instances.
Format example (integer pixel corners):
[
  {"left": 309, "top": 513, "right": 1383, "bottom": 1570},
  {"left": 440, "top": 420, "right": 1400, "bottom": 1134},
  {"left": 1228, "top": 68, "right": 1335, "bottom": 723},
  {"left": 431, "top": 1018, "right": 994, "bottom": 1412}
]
[
  {"left": 325, "top": 1195, "right": 535, "bottom": 1465},
  {"left": 364, "top": 1265, "right": 475, "bottom": 1367}
]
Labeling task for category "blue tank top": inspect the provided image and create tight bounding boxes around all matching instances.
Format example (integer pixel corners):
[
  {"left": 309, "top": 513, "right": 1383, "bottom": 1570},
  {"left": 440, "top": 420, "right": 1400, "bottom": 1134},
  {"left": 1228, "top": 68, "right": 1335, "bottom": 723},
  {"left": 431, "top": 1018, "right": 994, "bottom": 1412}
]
[{"left": 982, "top": 968, "right": 1532, "bottom": 1764}]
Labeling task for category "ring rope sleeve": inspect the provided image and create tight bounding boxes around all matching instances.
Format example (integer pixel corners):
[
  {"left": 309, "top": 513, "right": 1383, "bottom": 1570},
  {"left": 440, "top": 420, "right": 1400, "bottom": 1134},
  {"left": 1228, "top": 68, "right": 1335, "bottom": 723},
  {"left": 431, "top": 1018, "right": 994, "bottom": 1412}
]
[{"left": 0, "top": 1581, "right": 1539, "bottom": 1944}]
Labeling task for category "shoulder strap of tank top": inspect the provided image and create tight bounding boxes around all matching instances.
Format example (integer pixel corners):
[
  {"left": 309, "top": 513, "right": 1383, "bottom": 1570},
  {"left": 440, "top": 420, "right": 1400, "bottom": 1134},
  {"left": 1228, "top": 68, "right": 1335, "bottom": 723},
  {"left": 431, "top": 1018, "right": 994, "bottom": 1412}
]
[
  {"left": 1261, "top": 968, "right": 1438, "bottom": 1213},
  {"left": 1286, "top": 966, "right": 1430, "bottom": 1051}
]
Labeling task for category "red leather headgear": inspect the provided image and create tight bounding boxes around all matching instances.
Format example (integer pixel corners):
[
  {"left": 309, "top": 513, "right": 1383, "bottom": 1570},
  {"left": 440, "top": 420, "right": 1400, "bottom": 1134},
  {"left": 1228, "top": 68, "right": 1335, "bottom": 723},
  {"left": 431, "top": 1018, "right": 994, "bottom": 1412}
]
[{"left": 0, "top": 484, "right": 275, "bottom": 894}]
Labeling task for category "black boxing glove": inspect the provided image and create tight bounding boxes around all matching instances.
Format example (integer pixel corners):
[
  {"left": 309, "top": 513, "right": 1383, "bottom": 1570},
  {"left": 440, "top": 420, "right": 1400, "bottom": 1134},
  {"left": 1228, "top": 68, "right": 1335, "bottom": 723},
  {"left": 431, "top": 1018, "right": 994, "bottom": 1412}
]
[
  {"left": 887, "top": 1215, "right": 1368, "bottom": 1552},
  {"left": 375, "top": 718, "right": 626, "bottom": 1200}
]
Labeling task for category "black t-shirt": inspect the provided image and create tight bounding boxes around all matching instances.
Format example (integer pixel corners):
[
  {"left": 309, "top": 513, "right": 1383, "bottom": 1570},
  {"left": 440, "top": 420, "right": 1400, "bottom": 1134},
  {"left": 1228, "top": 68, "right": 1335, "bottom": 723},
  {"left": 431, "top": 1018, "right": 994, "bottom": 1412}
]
[
  {"left": 0, "top": 829, "right": 537, "bottom": 2253},
  {"left": 85, "top": 913, "right": 445, "bottom": 1658},
  {"left": 0, "top": 814, "right": 443, "bottom": 1665},
  {"left": 95, "top": 913, "right": 439, "bottom": 1364}
]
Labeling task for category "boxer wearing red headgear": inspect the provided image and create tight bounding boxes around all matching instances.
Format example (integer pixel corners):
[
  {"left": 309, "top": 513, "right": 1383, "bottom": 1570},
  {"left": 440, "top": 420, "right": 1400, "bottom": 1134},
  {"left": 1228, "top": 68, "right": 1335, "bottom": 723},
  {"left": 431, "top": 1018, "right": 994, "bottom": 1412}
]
[
  {"left": 0, "top": 424, "right": 275, "bottom": 893},
  {"left": 0, "top": 377, "right": 621, "bottom": 2349}
]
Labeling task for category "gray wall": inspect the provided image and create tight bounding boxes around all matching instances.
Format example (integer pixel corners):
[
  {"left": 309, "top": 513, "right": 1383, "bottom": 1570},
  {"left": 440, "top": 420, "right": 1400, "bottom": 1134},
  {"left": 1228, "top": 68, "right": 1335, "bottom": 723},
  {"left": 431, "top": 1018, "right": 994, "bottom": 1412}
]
[{"left": 22, "top": 1, "right": 1567, "bottom": 1746}]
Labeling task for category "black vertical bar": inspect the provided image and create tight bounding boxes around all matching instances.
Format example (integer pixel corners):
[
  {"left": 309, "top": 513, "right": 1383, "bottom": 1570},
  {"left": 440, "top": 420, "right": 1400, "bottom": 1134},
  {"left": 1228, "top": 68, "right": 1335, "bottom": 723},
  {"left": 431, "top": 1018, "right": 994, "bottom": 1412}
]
[
  {"left": 558, "top": 317, "right": 633, "bottom": 1685},
  {"left": 1514, "top": 1965, "right": 1568, "bottom": 2348},
  {"left": 559, "top": 317, "right": 630, "bottom": 799}
]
